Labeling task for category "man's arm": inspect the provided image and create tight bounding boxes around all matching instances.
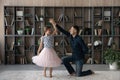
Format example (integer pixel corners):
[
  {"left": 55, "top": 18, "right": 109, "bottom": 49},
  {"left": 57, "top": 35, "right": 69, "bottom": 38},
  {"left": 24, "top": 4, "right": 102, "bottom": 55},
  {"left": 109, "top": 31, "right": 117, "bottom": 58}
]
[
  {"left": 56, "top": 24, "right": 70, "bottom": 37},
  {"left": 49, "top": 18, "right": 70, "bottom": 37}
]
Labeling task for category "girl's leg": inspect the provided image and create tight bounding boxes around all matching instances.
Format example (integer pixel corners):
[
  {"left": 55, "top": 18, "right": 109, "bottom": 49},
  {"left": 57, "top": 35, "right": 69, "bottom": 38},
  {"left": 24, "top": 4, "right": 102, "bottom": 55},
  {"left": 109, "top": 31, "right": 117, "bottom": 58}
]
[
  {"left": 49, "top": 67, "right": 53, "bottom": 78},
  {"left": 43, "top": 67, "right": 47, "bottom": 77}
]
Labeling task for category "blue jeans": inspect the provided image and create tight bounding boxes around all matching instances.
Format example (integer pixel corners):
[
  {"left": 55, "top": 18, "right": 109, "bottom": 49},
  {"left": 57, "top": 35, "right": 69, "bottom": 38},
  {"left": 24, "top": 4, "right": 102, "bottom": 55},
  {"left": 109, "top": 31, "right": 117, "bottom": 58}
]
[{"left": 62, "top": 56, "right": 93, "bottom": 77}]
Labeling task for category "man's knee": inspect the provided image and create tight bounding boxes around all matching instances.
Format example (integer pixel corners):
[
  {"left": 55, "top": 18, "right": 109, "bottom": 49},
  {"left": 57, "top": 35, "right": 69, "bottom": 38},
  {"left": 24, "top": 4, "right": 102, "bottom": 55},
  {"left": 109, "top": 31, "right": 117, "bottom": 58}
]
[
  {"left": 62, "top": 56, "right": 70, "bottom": 63},
  {"left": 62, "top": 56, "right": 67, "bottom": 63}
]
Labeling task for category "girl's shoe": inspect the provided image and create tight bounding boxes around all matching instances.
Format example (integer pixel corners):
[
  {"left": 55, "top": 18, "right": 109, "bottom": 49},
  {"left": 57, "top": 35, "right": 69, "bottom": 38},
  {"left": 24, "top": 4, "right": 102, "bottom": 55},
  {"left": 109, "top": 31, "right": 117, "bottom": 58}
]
[{"left": 50, "top": 74, "right": 52, "bottom": 78}]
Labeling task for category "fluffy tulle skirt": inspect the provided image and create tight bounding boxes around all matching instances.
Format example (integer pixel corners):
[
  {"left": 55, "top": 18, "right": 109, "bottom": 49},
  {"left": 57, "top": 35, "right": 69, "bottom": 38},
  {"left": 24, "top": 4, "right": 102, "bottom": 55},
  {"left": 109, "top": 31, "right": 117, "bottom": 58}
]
[{"left": 32, "top": 48, "right": 62, "bottom": 67}]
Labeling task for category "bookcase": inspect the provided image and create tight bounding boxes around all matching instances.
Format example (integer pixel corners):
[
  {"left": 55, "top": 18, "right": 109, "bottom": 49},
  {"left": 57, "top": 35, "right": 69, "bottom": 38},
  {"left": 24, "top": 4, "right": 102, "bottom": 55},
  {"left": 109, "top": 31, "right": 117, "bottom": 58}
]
[{"left": 4, "top": 6, "right": 120, "bottom": 64}]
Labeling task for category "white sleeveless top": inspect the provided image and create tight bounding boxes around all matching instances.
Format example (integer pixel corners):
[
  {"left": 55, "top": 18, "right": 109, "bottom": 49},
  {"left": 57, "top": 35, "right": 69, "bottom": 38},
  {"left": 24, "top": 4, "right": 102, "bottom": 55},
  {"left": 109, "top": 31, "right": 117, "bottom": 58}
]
[{"left": 41, "top": 35, "right": 54, "bottom": 48}]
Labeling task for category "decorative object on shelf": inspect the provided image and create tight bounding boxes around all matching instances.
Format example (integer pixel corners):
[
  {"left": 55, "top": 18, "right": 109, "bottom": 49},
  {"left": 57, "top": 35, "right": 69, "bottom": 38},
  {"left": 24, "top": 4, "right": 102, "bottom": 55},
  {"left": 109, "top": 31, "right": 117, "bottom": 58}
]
[
  {"left": 112, "top": 42, "right": 117, "bottom": 49},
  {"left": 107, "top": 37, "right": 113, "bottom": 47},
  {"left": 35, "top": 14, "right": 39, "bottom": 21},
  {"left": 104, "top": 11, "right": 111, "bottom": 21},
  {"left": 4, "top": 8, "right": 9, "bottom": 16},
  {"left": 58, "top": 13, "right": 69, "bottom": 22},
  {"left": 103, "top": 48, "right": 120, "bottom": 70},
  {"left": 113, "top": 17, "right": 120, "bottom": 26},
  {"left": 79, "top": 29, "right": 83, "bottom": 35},
  {"left": 25, "top": 20, "right": 30, "bottom": 26},
  {"left": 24, "top": 14, "right": 32, "bottom": 17},
  {"left": 58, "top": 13, "right": 64, "bottom": 22},
  {"left": 55, "top": 42, "right": 59, "bottom": 46},
  {"left": 98, "top": 29, "right": 102, "bottom": 36},
  {"left": 16, "top": 48, "right": 21, "bottom": 54},
  {"left": 74, "top": 10, "right": 78, "bottom": 17},
  {"left": 84, "top": 27, "right": 92, "bottom": 35},
  {"left": 17, "top": 39, "right": 22, "bottom": 45},
  {"left": 25, "top": 27, "right": 30, "bottom": 35},
  {"left": 16, "top": 16, "right": 23, "bottom": 21},
  {"left": 11, "top": 17, "right": 14, "bottom": 26},
  {"left": 87, "top": 43, "right": 92, "bottom": 47},
  {"left": 16, "top": 11, "right": 23, "bottom": 16},
  {"left": 86, "top": 57, "right": 99, "bottom": 64},
  {"left": 17, "top": 28, "right": 24, "bottom": 35},
  {"left": 102, "top": 29, "right": 108, "bottom": 35},
  {"left": 94, "top": 12, "right": 101, "bottom": 16},
  {"left": 39, "top": 15, "right": 44, "bottom": 21},
  {"left": 95, "top": 20, "right": 103, "bottom": 27},
  {"left": 31, "top": 28, "right": 34, "bottom": 35},
  {"left": 106, "top": 29, "right": 110, "bottom": 35},
  {"left": 94, "top": 40, "right": 102, "bottom": 47},
  {"left": 104, "top": 11, "right": 111, "bottom": 16},
  {"left": 6, "top": 54, "right": 14, "bottom": 64},
  {"left": 4, "top": 17, "right": 8, "bottom": 26},
  {"left": 4, "top": 17, "right": 14, "bottom": 26},
  {"left": 6, "top": 27, "right": 11, "bottom": 35},
  {"left": 9, "top": 42, "right": 14, "bottom": 50},
  {"left": 20, "top": 56, "right": 27, "bottom": 64},
  {"left": 94, "top": 29, "right": 97, "bottom": 35},
  {"left": 29, "top": 45, "right": 34, "bottom": 50}
]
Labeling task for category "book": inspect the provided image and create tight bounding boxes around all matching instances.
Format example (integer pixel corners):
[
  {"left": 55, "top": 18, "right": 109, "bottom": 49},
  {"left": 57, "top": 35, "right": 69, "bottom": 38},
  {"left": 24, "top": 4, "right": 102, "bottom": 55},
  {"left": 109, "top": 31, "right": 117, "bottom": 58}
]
[
  {"left": 58, "top": 13, "right": 64, "bottom": 22},
  {"left": 35, "top": 14, "right": 39, "bottom": 21},
  {"left": 4, "top": 9, "right": 9, "bottom": 15},
  {"left": 79, "top": 29, "right": 83, "bottom": 35},
  {"left": 10, "top": 42, "right": 14, "bottom": 50},
  {"left": 107, "top": 37, "right": 113, "bottom": 46},
  {"left": 74, "top": 10, "right": 78, "bottom": 17},
  {"left": 7, "top": 56, "right": 10, "bottom": 64},
  {"left": 4, "top": 17, "right": 8, "bottom": 26},
  {"left": 25, "top": 20, "right": 30, "bottom": 26},
  {"left": 94, "top": 29, "right": 97, "bottom": 35},
  {"left": 31, "top": 28, "right": 34, "bottom": 35},
  {"left": 11, "top": 17, "right": 14, "bottom": 26}
]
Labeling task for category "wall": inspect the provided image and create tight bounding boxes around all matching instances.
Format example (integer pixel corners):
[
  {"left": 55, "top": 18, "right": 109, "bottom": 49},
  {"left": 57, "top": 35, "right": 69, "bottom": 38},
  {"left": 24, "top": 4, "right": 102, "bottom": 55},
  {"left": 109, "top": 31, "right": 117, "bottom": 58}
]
[{"left": 0, "top": 0, "right": 120, "bottom": 63}]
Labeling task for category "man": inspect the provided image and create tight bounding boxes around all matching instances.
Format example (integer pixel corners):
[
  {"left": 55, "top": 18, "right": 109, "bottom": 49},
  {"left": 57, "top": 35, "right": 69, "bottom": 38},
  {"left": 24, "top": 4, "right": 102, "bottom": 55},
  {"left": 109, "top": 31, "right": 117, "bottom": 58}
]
[{"left": 49, "top": 19, "right": 94, "bottom": 77}]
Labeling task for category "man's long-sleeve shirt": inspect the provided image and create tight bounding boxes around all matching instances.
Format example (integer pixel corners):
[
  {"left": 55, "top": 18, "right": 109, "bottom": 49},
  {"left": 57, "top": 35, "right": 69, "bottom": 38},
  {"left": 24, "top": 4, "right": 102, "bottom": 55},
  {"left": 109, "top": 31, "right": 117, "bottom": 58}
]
[{"left": 56, "top": 24, "right": 88, "bottom": 60}]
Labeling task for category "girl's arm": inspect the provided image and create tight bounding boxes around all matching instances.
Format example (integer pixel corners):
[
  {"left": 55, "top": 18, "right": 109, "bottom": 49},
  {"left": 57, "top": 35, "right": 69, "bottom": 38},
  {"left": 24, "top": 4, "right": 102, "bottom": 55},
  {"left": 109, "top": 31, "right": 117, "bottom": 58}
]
[
  {"left": 37, "top": 37, "right": 43, "bottom": 55},
  {"left": 49, "top": 18, "right": 70, "bottom": 37},
  {"left": 52, "top": 23, "right": 58, "bottom": 35},
  {"left": 49, "top": 19, "right": 58, "bottom": 35}
]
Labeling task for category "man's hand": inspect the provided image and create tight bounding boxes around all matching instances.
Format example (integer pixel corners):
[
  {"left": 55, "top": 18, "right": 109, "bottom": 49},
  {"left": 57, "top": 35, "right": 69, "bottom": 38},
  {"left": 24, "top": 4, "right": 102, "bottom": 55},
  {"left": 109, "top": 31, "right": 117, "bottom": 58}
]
[{"left": 49, "top": 18, "right": 56, "bottom": 25}]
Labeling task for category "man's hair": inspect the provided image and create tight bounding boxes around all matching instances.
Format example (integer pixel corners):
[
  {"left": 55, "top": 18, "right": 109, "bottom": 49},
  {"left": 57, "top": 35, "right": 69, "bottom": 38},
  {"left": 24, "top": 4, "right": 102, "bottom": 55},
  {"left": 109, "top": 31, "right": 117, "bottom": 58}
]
[{"left": 72, "top": 25, "right": 79, "bottom": 34}]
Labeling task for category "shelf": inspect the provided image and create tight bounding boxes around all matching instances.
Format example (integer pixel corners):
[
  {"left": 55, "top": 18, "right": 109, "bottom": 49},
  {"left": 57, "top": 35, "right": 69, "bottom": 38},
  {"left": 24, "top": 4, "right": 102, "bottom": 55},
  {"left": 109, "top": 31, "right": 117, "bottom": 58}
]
[{"left": 4, "top": 6, "right": 120, "bottom": 65}]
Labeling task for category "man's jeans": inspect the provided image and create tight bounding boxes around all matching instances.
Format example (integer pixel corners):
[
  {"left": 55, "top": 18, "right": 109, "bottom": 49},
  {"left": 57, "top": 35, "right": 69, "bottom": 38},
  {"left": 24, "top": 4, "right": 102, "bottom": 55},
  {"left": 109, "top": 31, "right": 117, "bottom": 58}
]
[{"left": 62, "top": 56, "right": 92, "bottom": 77}]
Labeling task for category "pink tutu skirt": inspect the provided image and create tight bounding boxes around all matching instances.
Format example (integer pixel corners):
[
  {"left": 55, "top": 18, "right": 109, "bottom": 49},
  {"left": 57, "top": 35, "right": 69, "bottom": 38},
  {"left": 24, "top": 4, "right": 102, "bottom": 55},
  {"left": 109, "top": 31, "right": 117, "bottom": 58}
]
[{"left": 32, "top": 48, "right": 62, "bottom": 67}]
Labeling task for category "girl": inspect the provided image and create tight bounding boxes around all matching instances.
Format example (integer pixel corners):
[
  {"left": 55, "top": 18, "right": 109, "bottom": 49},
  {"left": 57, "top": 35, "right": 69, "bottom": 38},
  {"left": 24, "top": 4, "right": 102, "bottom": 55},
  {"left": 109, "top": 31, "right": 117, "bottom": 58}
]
[{"left": 32, "top": 21, "right": 62, "bottom": 78}]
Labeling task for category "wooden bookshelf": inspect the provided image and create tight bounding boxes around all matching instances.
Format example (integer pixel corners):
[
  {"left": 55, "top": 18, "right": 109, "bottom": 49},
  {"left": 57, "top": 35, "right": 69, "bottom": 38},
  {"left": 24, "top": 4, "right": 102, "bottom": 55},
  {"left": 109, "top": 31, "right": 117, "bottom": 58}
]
[{"left": 4, "top": 6, "right": 120, "bottom": 64}]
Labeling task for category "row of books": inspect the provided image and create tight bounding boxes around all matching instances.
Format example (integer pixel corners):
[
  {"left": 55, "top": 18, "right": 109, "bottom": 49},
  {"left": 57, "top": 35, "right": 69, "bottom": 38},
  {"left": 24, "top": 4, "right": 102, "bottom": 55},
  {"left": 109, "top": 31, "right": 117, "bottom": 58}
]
[
  {"left": 54, "top": 38, "right": 69, "bottom": 46},
  {"left": 78, "top": 28, "right": 110, "bottom": 35},
  {"left": 4, "top": 17, "right": 33, "bottom": 26},
  {"left": 6, "top": 55, "right": 28, "bottom": 64},
  {"left": 4, "top": 17, "right": 14, "bottom": 26}
]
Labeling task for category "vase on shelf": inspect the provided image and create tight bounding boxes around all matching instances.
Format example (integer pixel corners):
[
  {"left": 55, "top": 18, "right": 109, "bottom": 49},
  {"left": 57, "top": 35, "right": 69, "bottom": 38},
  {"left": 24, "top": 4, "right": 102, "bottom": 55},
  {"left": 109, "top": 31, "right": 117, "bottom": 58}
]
[{"left": 98, "top": 29, "right": 102, "bottom": 36}]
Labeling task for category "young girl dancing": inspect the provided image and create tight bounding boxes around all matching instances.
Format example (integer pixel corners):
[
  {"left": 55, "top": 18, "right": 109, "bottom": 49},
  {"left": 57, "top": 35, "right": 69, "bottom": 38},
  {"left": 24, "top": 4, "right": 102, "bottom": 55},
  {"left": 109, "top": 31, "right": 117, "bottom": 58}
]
[{"left": 32, "top": 20, "right": 62, "bottom": 78}]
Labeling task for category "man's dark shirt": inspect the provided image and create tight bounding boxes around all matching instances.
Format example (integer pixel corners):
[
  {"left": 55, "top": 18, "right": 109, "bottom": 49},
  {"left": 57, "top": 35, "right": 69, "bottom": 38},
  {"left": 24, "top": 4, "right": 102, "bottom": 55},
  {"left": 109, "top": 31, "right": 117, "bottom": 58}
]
[{"left": 56, "top": 24, "right": 88, "bottom": 60}]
